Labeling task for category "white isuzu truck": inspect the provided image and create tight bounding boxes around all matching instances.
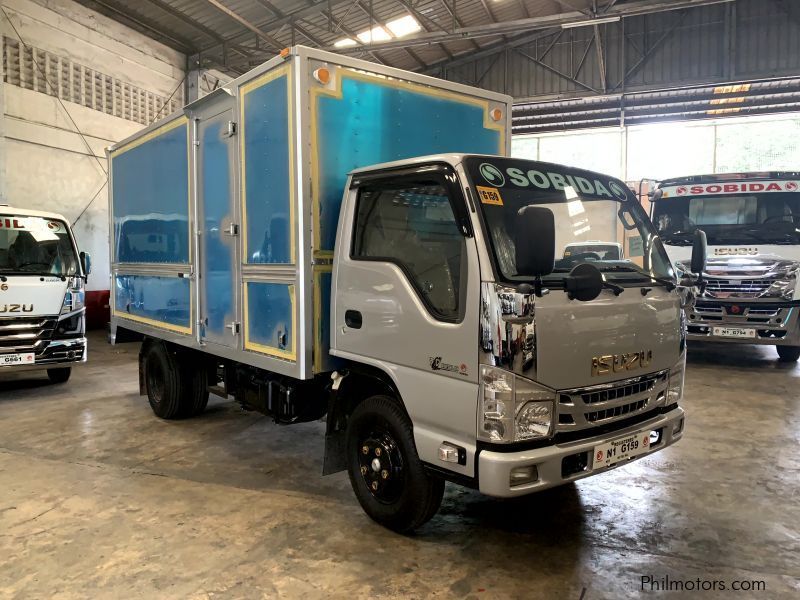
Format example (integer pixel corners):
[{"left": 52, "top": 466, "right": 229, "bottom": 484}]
[
  {"left": 0, "top": 206, "right": 91, "bottom": 382},
  {"left": 653, "top": 172, "right": 800, "bottom": 361},
  {"left": 108, "top": 46, "right": 703, "bottom": 531}
]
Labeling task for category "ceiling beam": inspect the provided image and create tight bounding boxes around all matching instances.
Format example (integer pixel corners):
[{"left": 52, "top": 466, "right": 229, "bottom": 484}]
[
  {"left": 200, "top": 0, "right": 357, "bottom": 52},
  {"left": 354, "top": 0, "right": 423, "bottom": 69},
  {"left": 72, "top": 0, "right": 195, "bottom": 53},
  {"left": 393, "top": 0, "right": 454, "bottom": 60},
  {"left": 327, "top": 0, "right": 734, "bottom": 53},
  {"left": 202, "top": 0, "right": 285, "bottom": 51}
]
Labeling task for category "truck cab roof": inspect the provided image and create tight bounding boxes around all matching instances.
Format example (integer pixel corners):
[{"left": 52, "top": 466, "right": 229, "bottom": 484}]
[
  {"left": 659, "top": 171, "right": 800, "bottom": 187},
  {"left": 348, "top": 153, "right": 470, "bottom": 176},
  {"left": 0, "top": 205, "right": 71, "bottom": 224}
]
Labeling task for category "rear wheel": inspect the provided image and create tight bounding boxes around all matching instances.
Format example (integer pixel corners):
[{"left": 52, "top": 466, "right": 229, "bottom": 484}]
[
  {"left": 143, "top": 342, "right": 209, "bottom": 419},
  {"left": 46, "top": 368, "right": 71, "bottom": 384},
  {"left": 776, "top": 345, "right": 800, "bottom": 362},
  {"left": 346, "top": 395, "right": 444, "bottom": 533}
]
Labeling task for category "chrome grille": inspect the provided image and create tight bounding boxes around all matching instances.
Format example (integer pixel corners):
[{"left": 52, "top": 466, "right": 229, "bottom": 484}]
[
  {"left": 586, "top": 399, "right": 649, "bottom": 423},
  {"left": 704, "top": 279, "right": 773, "bottom": 299},
  {"left": 557, "top": 370, "right": 669, "bottom": 433},
  {"left": 0, "top": 317, "right": 58, "bottom": 354}
]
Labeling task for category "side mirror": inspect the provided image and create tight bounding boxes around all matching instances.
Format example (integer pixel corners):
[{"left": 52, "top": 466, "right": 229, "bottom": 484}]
[
  {"left": 515, "top": 206, "right": 555, "bottom": 278},
  {"left": 690, "top": 229, "right": 707, "bottom": 275},
  {"left": 649, "top": 188, "right": 664, "bottom": 202},
  {"left": 80, "top": 251, "right": 92, "bottom": 277},
  {"left": 564, "top": 263, "right": 604, "bottom": 302}
]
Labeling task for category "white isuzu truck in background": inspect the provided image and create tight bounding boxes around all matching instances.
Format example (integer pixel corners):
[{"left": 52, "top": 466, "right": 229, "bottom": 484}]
[
  {"left": 109, "top": 46, "right": 704, "bottom": 532},
  {"left": 652, "top": 172, "right": 800, "bottom": 361},
  {"left": 0, "top": 206, "right": 91, "bottom": 382}
]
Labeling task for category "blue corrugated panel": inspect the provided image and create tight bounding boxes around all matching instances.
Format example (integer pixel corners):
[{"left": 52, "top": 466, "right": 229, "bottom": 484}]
[
  {"left": 112, "top": 120, "right": 190, "bottom": 264},
  {"left": 241, "top": 70, "right": 293, "bottom": 265},
  {"left": 114, "top": 274, "right": 192, "bottom": 334},
  {"left": 313, "top": 71, "right": 503, "bottom": 255}
]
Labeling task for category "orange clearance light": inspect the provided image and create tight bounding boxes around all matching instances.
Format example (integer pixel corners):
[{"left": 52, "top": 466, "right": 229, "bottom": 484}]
[
  {"left": 313, "top": 67, "right": 331, "bottom": 85},
  {"left": 280, "top": 47, "right": 291, "bottom": 58},
  {"left": 490, "top": 108, "right": 503, "bottom": 121}
]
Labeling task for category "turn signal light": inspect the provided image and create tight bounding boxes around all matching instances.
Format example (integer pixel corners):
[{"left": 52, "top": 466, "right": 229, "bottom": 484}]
[{"left": 313, "top": 67, "right": 331, "bottom": 85}]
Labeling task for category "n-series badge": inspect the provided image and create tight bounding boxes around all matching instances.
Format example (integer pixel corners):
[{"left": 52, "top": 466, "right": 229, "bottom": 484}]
[{"left": 592, "top": 350, "right": 653, "bottom": 376}]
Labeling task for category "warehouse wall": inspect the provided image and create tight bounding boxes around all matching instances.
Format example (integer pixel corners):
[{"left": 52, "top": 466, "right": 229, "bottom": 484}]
[{"left": 0, "top": 0, "right": 185, "bottom": 325}]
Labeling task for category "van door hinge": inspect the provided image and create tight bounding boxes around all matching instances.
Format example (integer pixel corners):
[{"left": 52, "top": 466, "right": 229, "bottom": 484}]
[
  {"left": 224, "top": 223, "right": 239, "bottom": 236},
  {"left": 226, "top": 321, "right": 240, "bottom": 335},
  {"left": 224, "top": 121, "right": 237, "bottom": 137}
]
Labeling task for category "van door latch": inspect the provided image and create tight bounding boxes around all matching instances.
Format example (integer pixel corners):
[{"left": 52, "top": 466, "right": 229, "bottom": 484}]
[
  {"left": 226, "top": 322, "right": 240, "bottom": 335},
  {"left": 224, "top": 223, "right": 239, "bottom": 236}
]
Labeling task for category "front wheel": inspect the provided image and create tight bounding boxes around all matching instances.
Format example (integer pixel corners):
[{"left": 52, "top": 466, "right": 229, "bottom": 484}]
[
  {"left": 776, "top": 345, "right": 800, "bottom": 362},
  {"left": 47, "top": 368, "right": 71, "bottom": 384},
  {"left": 346, "top": 395, "right": 444, "bottom": 533}
]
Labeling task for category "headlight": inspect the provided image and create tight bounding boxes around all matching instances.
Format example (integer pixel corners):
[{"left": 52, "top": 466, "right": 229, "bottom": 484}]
[
  {"left": 767, "top": 276, "right": 797, "bottom": 300},
  {"left": 666, "top": 357, "right": 686, "bottom": 405},
  {"left": 61, "top": 279, "right": 86, "bottom": 314},
  {"left": 479, "top": 365, "right": 555, "bottom": 443}
]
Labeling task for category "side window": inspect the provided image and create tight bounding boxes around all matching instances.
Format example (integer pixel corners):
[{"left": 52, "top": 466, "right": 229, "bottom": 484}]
[{"left": 353, "top": 180, "right": 466, "bottom": 322}]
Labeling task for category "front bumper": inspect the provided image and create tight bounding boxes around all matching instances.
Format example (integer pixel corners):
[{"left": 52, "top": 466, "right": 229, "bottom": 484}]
[
  {"left": 0, "top": 337, "right": 87, "bottom": 373},
  {"left": 478, "top": 406, "right": 684, "bottom": 497},
  {"left": 686, "top": 300, "right": 800, "bottom": 346}
]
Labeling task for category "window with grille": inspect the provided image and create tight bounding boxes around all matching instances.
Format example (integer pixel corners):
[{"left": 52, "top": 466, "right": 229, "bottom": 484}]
[{"left": 2, "top": 36, "right": 182, "bottom": 126}]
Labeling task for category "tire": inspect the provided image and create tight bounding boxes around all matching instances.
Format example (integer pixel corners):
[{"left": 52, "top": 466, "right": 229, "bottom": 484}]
[
  {"left": 143, "top": 342, "right": 184, "bottom": 419},
  {"left": 143, "top": 342, "right": 210, "bottom": 419},
  {"left": 46, "top": 368, "right": 71, "bottom": 384},
  {"left": 181, "top": 359, "right": 209, "bottom": 417},
  {"left": 776, "top": 345, "right": 800, "bottom": 362},
  {"left": 346, "top": 395, "right": 444, "bottom": 533}
]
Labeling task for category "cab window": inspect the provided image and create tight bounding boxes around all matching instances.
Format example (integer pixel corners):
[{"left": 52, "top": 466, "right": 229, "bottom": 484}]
[{"left": 352, "top": 179, "right": 467, "bottom": 322}]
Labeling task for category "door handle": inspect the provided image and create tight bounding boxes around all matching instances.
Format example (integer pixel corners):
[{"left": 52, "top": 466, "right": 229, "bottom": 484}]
[{"left": 345, "top": 310, "right": 362, "bottom": 329}]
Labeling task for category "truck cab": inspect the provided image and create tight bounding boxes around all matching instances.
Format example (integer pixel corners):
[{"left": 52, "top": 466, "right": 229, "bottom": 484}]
[
  {"left": 653, "top": 173, "right": 800, "bottom": 361},
  {"left": 0, "top": 206, "right": 90, "bottom": 382},
  {"left": 329, "top": 155, "right": 689, "bottom": 526}
]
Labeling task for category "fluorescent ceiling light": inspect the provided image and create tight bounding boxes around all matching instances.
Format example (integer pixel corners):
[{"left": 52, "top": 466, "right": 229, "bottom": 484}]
[
  {"left": 386, "top": 14, "right": 421, "bottom": 37},
  {"left": 562, "top": 15, "right": 621, "bottom": 29},
  {"left": 357, "top": 26, "right": 391, "bottom": 44},
  {"left": 334, "top": 38, "right": 357, "bottom": 48}
]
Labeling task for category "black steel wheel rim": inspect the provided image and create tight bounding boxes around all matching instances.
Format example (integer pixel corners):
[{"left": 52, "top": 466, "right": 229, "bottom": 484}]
[{"left": 357, "top": 427, "right": 404, "bottom": 504}]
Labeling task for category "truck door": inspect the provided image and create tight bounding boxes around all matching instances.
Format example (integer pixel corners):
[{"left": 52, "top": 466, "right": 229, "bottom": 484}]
[
  {"left": 333, "top": 164, "right": 482, "bottom": 477},
  {"left": 195, "top": 103, "right": 240, "bottom": 349}
]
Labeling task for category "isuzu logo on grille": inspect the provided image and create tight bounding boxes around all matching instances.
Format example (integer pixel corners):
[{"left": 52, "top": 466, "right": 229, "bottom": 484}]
[
  {"left": 592, "top": 350, "right": 653, "bottom": 376},
  {"left": 0, "top": 304, "right": 33, "bottom": 313}
]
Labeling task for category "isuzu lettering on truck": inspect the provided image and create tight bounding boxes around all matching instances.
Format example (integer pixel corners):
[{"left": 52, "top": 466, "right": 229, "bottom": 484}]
[
  {"left": 653, "top": 172, "right": 800, "bottom": 361},
  {"left": 109, "top": 47, "right": 701, "bottom": 532},
  {"left": 0, "top": 206, "right": 91, "bottom": 382}
]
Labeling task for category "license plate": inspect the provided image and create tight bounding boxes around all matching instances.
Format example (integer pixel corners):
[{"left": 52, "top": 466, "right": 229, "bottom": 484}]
[
  {"left": 593, "top": 430, "right": 652, "bottom": 469},
  {"left": 712, "top": 326, "right": 756, "bottom": 339},
  {"left": 0, "top": 352, "right": 35, "bottom": 366}
]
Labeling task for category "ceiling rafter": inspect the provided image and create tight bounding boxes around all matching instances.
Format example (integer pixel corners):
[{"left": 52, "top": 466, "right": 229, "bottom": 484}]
[{"left": 354, "top": 0, "right": 424, "bottom": 69}]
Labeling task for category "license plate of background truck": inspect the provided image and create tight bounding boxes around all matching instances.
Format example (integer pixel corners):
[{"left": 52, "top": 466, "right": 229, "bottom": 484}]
[
  {"left": 0, "top": 352, "right": 35, "bottom": 366},
  {"left": 713, "top": 326, "right": 756, "bottom": 338},
  {"left": 593, "top": 429, "right": 652, "bottom": 469}
]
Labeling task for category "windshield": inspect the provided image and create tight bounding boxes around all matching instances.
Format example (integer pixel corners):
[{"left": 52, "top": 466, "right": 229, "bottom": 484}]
[
  {"left": 0, "top": 215, "right": 78, "bottom": 276},
  {"left": 654, "top": 182, "right": 800, "bottom": 245},
  {"left": 464, "top": 157, "right": 674, "bottom": 285}
]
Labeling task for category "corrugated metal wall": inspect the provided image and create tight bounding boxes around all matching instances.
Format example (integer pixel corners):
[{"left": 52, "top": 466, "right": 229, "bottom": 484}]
[{"left": 439, "top": 0, "right": 800, "bottom": 101}]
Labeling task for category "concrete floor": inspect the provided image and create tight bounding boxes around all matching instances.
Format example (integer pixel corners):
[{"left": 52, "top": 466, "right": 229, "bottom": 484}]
[{"left": 0, "top": 332, "right": 798, "bottom": 599}]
